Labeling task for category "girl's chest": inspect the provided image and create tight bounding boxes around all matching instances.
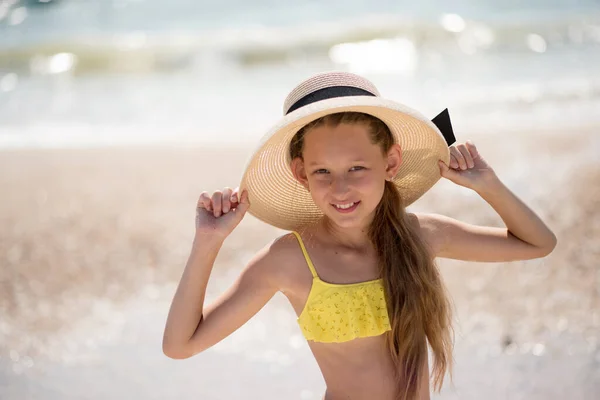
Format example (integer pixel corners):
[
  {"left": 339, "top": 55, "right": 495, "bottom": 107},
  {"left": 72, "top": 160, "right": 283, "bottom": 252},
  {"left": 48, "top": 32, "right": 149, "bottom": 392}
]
[
  {"left": 310, "top": 250, "right": 381, "bottom": 285},
  {"left": 283, "top": 248, "right": 381, "bottom": 316}
]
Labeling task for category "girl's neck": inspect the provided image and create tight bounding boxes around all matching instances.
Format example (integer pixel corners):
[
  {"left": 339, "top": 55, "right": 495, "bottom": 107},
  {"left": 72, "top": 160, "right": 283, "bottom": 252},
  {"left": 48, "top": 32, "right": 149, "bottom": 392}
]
[{"left": 318, "top": 217, "right": 373, "bottom": 252}]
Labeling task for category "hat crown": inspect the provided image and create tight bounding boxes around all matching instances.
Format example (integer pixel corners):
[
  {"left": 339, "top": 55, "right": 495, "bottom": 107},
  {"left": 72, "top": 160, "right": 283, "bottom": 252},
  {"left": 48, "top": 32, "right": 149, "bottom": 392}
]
[{"left": 283, "top": 71, "right": 381, "bottom": 115}]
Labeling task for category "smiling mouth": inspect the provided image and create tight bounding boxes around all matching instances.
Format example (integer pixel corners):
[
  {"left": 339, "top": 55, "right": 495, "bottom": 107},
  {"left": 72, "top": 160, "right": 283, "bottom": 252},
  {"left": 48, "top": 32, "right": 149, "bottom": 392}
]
[{"left": 331, "top": 201, "right": 360, "bottom": 213}]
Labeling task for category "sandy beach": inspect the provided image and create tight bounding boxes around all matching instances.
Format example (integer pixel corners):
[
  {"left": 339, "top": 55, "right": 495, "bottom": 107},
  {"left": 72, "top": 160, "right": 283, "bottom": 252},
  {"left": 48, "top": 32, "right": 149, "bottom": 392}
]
[{"left": 1, "top": 127, "right": 599, "bottom": 399}]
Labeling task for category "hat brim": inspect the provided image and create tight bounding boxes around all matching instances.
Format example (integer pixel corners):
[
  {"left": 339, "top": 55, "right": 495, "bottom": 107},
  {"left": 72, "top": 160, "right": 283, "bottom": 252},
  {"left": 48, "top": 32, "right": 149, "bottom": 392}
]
[{"left": 240, "top": 96, "right": 450, "bottom": 231}]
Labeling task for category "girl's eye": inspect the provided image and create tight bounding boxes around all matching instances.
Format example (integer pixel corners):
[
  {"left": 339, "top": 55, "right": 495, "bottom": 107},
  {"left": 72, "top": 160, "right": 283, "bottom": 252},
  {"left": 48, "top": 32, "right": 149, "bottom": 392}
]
[{"left": 314, "top": 167, "right": 364, "bottom": 174}]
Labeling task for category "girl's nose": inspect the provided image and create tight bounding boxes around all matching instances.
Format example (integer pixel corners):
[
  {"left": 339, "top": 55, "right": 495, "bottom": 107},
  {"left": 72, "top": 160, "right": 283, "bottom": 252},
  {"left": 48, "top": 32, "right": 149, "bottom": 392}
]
[{"left": 330, "top": 177, "right": 349, "bottom": 196}]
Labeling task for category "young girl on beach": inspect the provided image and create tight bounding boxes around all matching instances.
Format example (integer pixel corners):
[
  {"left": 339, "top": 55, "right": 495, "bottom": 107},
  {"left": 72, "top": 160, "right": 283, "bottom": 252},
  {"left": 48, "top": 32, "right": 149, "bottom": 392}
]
[{"left": 162, "top": 72, "right": 557, "bottom": 400}]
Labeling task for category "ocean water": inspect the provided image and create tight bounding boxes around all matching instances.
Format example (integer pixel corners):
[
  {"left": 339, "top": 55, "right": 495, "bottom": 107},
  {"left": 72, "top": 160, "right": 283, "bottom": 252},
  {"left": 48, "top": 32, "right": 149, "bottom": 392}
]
[{"left": 0, "top": 0, "right": 599, "bottom": 147}]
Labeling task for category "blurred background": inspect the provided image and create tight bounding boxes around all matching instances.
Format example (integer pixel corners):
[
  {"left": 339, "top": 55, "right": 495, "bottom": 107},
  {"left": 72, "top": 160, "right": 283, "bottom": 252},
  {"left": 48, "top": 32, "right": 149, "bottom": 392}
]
[{"left": 0, "top": 0, "right": 599, "bottom": 399}]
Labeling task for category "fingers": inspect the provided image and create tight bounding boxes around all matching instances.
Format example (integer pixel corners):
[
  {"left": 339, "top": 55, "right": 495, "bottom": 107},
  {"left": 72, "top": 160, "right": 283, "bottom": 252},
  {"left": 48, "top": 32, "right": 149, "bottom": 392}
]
[
  {"left": 449, "top": 147, "right": 464, "bottom": 169},
  {"left": 221, "top": 187, "right": 233, "bottom": 213},
  {"left": 449, "top": 153, "right": 459, "bottom": 169},
  {"left": 438, "top": 160, "right": 459, "bottom": 179},
  {"left": 465, "top": 140, "right": 479, "bottom": 159},
  {"left": 237, "top": 189, "right": 250, "bottom": 210},
  {"left": 457, "top": 143, "right": 474, "bottom": 168},
  {"left": 449, "top": 143, "right": 474, "bottom": 170},
  {"left": 198, "top": 187, "right": 249, "bottom": 218},
  {"left": 198, "top": 192, "right": 212, "bottom": 211},
  {"left": 211, "top": 191, "right": 223, "bottom": 217},
  {"left": 230, "top": 188, "right": 238, "bottom": 204}
]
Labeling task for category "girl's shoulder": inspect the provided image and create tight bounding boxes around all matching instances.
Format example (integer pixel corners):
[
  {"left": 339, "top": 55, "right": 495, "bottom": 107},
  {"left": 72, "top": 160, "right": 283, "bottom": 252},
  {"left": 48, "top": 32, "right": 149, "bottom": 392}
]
[
  {"left": 406, "top": 212, "right": 452, "bottom": 256},
  {"left": 253, "top": 231, "right": 315, "bottom": 293}
]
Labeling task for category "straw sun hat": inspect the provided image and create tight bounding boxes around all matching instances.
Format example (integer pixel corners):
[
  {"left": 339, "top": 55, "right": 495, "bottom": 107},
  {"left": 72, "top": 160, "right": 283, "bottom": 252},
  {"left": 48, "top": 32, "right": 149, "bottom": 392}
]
[{"left": 239, "top": 71, "right": 456, "bottom": 231}]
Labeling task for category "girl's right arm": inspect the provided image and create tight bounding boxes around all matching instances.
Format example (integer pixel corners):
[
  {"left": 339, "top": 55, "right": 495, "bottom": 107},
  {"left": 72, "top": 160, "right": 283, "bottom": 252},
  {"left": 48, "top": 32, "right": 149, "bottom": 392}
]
[{"left": 162, "top": 187, "right": 281, "bottom": 359}]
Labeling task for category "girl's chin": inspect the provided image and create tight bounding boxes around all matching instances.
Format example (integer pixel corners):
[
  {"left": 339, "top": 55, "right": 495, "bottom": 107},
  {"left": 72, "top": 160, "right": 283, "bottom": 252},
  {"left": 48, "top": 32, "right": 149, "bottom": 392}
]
[{"left": 323, "top": 210, "right": 374, "bottom": 228}]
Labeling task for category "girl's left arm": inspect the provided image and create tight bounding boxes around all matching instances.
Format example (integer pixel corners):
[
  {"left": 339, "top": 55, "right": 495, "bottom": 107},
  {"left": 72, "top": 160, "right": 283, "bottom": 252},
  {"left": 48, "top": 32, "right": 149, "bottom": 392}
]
[{"left": 416, "top": 141, "right": 557, "bottom": 262}]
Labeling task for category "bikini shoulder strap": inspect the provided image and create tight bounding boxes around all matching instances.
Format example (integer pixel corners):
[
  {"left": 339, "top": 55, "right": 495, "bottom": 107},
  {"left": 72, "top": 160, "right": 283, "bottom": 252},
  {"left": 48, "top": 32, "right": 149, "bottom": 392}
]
[{"left": 291, "top": 231, "right": 319, "bottom": 278}]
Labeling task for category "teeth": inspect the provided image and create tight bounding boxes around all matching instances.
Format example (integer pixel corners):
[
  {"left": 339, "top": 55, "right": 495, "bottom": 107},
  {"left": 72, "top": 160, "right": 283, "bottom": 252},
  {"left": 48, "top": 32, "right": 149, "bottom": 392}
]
[{"left": 334, "top": 202, "right": 356, "bottom": 209}]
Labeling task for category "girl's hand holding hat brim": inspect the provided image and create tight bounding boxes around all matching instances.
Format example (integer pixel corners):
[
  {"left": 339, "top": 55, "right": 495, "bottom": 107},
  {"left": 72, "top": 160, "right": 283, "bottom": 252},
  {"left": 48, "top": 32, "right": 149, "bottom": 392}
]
[
  {"left": 196, "top": 187, "right": 250, "bottom": 240},
  {"left": 438, "top": 141, "right": 499, "bottom": 192}
]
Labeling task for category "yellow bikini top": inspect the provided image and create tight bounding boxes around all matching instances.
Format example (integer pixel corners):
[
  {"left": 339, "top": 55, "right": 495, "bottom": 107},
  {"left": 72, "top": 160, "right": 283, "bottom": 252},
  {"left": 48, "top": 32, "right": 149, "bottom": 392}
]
[{"left": 292, "top": 231, "right": 391, "bottom": 343}]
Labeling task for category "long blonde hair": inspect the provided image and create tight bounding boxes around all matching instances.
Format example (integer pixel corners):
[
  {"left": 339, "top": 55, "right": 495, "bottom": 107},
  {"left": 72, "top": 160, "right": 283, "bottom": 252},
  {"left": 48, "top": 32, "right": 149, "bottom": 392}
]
[{"left": 289, "top": 112, "right": 453, "bottom": 400}]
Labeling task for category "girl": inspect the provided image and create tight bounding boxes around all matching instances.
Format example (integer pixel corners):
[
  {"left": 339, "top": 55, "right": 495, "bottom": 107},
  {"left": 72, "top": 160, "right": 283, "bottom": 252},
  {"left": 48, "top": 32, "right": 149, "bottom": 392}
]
[{"left": 162, "top": 72, "right": 557, "bottom": 400}]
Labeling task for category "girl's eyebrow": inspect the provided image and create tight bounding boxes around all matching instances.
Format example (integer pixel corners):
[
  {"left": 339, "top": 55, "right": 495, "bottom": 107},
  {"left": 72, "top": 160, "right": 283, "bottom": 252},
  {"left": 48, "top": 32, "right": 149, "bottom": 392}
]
[{"left": 307, "top": 159, "right": 368, "bottom": 167}]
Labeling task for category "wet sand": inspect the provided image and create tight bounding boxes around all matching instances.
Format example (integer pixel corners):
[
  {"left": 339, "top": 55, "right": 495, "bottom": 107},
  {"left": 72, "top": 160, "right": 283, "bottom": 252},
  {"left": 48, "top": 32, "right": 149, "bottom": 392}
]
[{"left": 0, "top": 128, "right": 599, "bottom": 399}]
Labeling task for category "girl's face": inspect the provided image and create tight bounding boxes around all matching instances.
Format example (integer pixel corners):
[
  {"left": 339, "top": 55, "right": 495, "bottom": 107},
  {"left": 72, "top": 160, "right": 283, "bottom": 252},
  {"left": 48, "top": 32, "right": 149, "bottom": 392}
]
[{"left": 292, "top": 123, "right": 402, "bottom": 229}]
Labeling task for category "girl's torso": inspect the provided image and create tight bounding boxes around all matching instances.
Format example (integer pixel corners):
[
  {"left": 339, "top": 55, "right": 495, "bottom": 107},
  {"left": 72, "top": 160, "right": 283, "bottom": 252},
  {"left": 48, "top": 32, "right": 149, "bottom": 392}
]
[{"left": 275, "top": 229, "right": 400, "bottom": 400}]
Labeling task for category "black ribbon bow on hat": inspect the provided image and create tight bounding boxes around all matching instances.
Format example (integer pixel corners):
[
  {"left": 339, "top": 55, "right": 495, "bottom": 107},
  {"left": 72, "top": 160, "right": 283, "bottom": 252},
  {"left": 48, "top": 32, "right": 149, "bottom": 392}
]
[{"left": 431, "top": 108, "right": 456, "bottom": 147}]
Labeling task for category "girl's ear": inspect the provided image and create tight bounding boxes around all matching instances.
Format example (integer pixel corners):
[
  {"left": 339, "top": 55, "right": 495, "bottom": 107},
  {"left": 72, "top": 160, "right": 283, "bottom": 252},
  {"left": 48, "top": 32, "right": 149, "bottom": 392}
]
[
  {"left": 385, "top": 144, "right": 403, "bottom": 180},
  {"left": 290, "top": 157, "right": 310, "bottom": 190}
]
